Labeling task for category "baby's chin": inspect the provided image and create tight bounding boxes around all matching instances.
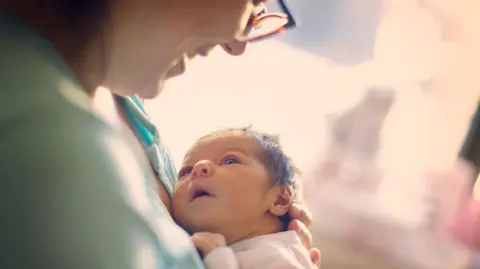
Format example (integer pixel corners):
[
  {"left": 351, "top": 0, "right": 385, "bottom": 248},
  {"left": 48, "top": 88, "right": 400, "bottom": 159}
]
[
  {"left": 177, "top": 213, "right": 224, "bottom": 235},
  {"left": 181, "top": 221, "right": 220, "bottom": 236}
]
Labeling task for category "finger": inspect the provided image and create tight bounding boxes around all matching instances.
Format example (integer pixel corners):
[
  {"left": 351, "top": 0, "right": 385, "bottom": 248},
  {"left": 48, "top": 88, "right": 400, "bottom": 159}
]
[
  {"left": 191, "top": 234, "right": 206, "bottom": 252},
  {"left": 288, "top": 202, "right": 312, "bottom": 227},
  {"left": 193, "top": 232, "right": 226, "bottom": 247},
  {"left": 427, "top": 160, "right": 475, "bottom": 203},
  {"left": 422, "top": 160, "right": 476, "bottom": 231},
  {"left": 212, "top": 233, "right": 227, "bottom": 246},
  {"left": 310, "top": 248, "right": 321, "bottom": 268},
  {"left": 288, "top": 219, "right": 312, "bottom": 249}
]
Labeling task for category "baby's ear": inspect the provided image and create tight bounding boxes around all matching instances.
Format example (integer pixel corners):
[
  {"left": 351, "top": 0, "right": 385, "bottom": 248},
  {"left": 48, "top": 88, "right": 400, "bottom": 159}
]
[{"left": 268, "top": 186, "right": 293, "bottom": 217}]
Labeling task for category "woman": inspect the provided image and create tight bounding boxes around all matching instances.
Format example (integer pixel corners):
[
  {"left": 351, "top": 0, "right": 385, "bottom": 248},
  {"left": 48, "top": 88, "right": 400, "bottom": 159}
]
[{"left": 0, "top": 0, "right": 318, "bottom": 268}]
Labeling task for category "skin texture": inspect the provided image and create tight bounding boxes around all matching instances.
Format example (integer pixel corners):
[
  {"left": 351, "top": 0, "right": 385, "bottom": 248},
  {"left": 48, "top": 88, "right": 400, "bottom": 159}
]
[{"left": 172, "top": 132, "right": 292, "bottom": 244}]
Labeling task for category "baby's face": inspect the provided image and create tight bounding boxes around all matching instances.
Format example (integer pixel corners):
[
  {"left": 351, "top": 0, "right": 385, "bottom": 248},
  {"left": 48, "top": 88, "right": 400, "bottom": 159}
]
[{"left": 172, "top": 132, "right": 273, "bottom": 235}]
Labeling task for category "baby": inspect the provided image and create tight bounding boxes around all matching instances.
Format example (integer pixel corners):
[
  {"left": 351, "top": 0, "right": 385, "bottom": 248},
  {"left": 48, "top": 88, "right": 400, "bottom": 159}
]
[{"left": 172, "top": 127, "right": 316, "bottom": 269}]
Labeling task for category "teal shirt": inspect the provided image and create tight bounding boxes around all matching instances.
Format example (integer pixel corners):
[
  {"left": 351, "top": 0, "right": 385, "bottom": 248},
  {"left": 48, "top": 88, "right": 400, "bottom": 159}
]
[
  {"left": 0, "top": 14, "right": 204, "bottom": 269},
  {"left": 115, "top": 95, "right": 177, "bottom": 197}
]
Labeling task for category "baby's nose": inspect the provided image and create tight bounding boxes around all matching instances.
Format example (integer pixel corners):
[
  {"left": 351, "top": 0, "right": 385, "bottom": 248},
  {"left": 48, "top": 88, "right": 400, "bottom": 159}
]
[{"left": 191, "top": 160, "right": 214, "bottom": 178}]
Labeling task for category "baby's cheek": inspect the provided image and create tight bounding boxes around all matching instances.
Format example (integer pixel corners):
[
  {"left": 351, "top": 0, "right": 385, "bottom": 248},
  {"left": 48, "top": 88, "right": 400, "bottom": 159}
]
[
  {"left": 241, "top": 185, "right": 269, "bottom": 206},
  {"left": 171, "top": 182, "right": 190, "bottom": 214}
]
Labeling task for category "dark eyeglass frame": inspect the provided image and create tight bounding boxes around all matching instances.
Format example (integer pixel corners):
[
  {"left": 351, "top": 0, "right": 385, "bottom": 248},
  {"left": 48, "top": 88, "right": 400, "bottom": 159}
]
[{"left": 243, "top": 0, "right": 297, "bottom": 42}]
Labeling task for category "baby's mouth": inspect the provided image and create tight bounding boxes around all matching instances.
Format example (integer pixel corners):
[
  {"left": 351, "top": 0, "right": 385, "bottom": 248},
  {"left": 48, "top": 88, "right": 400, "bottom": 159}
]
[{"left": 189, "top": 188, "right": 214, "bottom": 202}]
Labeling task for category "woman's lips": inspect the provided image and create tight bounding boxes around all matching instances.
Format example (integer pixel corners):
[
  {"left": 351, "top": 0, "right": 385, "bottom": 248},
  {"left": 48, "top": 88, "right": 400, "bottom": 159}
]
[{"left": 166, "top": 56, "right": 186, "bottom": 78}]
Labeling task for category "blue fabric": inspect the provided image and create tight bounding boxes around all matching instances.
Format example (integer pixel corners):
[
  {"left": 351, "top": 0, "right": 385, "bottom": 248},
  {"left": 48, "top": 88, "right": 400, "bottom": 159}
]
[
  {"left": 117, "top": 96, "right": 154, "bottom": 147},
  {"left": 116, "top": 95, "right": 177, "bottom": 197}
]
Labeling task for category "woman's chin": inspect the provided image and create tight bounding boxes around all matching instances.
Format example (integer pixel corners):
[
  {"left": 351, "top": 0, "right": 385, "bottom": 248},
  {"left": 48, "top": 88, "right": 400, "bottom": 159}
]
[
  {"left": 136, "top": 85, "right": 162, "bottom": 99},
  {"left": 134, "top": 78, "right": 167, "bottom": 99},
  {"left": 165, "top": 66, "right": 186, "bottom": 79}
]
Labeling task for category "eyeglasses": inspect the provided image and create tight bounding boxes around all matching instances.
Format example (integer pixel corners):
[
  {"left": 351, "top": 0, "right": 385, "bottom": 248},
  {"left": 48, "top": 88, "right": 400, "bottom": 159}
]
[{"left": 239, "top": 0, "right": 297, "bottom": 42}]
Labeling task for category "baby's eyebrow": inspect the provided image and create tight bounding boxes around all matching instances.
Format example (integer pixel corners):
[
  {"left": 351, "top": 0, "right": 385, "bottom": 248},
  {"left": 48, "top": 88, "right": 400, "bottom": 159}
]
[
  {"left": 223, "top": 147, "right": 250, "bottom": 156},
  {"left": 181, "top": 148, "right": 249, "bottom": 165}
]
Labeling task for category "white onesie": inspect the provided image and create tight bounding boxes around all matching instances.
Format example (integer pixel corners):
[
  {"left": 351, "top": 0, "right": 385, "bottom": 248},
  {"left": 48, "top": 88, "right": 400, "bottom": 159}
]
[{"left": 203, "top": 231, "right": 316, "bottom": 269}]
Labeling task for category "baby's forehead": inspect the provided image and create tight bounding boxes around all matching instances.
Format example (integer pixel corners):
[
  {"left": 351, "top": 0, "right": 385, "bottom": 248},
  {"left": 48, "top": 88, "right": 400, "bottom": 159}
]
[{"left": 183, "top": 132, "right": 262, "bottom": 162}]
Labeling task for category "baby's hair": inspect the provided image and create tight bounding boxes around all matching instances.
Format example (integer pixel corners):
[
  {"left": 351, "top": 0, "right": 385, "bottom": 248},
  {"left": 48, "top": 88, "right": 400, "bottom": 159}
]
[{"left": 198, "top": 126, "right": 299, "bottom": 192}]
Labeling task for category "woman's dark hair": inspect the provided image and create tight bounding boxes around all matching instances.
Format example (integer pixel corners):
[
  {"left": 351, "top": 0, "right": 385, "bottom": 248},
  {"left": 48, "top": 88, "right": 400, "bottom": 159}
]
[
  {"left": 58, "top": 0, "right": 108, "bottom": 34},
  {"left": 4, "top": 1, "right": 107, "bottom": 37},
  {"left": 26, "top": 0, "right": 108, "bottom": 39}
]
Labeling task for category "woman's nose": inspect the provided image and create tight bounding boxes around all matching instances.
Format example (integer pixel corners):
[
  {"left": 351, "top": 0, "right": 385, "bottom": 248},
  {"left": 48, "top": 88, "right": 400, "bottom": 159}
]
[{"left": 191, "top": 160, "right": 214, "bottom": 178}]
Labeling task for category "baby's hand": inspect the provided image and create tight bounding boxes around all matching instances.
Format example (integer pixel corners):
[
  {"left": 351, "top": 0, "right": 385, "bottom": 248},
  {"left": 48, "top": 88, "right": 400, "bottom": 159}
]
[{"left": 191, "top": 232, "right": 226, "bottom": 257}]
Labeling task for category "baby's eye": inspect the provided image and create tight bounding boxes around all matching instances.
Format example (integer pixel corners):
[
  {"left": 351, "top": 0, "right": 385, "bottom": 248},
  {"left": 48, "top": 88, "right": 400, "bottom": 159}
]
[
  {"left": 222, "top": 156, "right": 239, "bottom": 165},
  {"left": 178, "top": 166, "right": 193, "bottom": 179}
]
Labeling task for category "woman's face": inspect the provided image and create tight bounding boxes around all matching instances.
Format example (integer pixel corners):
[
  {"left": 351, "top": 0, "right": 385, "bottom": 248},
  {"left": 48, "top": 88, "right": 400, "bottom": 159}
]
[{"left": 101, "top": 0, "right": 259, "bottom": 99}]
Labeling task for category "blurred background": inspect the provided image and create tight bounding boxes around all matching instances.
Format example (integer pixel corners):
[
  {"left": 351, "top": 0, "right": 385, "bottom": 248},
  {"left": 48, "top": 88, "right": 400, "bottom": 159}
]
[{"left": 144, "top": 0, "right": 480, "bottom": 249}]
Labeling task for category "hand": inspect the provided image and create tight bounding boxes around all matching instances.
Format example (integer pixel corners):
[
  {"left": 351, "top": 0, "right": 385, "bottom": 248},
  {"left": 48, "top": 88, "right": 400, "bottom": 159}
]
[
  {"left": 423, "top": 160, "right": 475, "bottom": 233},
  {"left": 426, "top": 159, "right": 480, "bottom": 248},
  {"left": 191, "top": 232, "right": 226, "bottom": 258},
  {"left": 450, "top": 199, "right": 480, "bottom": 250},
  {"left": 287, "top": 202, "right": 321, "bottom": 267}
]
